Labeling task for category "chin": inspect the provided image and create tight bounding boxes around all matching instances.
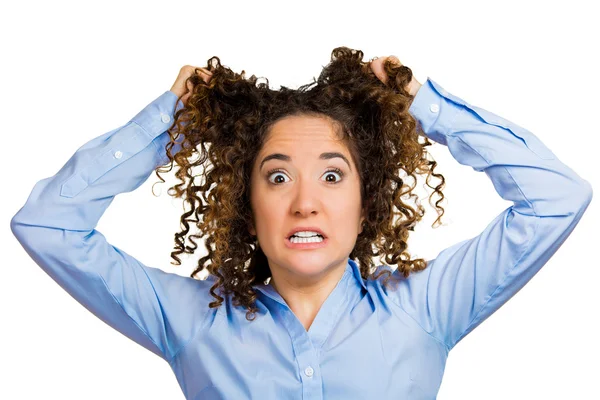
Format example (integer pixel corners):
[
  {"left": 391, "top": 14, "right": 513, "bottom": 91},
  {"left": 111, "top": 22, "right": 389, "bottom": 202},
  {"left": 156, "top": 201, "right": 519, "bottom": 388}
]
[{"left": 284, "top": 253, "right": 341, "bottom": 275}]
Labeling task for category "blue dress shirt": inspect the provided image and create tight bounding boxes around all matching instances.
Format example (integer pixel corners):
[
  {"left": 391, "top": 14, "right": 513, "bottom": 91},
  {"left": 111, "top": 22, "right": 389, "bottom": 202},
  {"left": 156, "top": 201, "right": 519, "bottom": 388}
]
[{"left": 10, "top": 77, "right": 593, "bottom": 399}]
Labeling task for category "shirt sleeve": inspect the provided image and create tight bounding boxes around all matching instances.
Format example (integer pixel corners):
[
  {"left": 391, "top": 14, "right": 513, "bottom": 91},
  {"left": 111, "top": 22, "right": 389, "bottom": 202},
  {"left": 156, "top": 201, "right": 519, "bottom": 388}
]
[
  {"left": 379, "top": 78, "right": 593, "bottom": 352},
  {"left": 10, "top": 90, "right": 210, "bottom": 363}
]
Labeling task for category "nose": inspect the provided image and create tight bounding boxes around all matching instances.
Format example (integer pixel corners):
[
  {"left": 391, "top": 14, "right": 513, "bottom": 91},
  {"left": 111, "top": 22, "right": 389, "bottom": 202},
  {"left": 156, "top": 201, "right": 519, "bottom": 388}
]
[{"left": 290, "top": 178, "right": 321, "bottom": 217}]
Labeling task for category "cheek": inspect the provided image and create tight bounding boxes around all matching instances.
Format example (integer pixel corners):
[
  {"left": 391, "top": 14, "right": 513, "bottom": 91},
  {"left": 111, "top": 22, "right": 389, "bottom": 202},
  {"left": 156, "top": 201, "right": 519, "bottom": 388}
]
[
  {"left": 251, "top": 193, "right": 284, "bottom": 230},
  {"left": 332, "top": 196, "right": 363, "bottom": 228}
]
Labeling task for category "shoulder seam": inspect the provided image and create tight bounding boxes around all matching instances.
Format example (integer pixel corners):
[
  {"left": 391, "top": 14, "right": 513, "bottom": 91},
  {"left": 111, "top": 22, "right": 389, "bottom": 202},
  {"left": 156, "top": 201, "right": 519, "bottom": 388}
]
[
  {"left": 376, "top": 268, "right": 451, "bottom": 353},
  {"left": 95, "top": 271, "right": 167, "bottom": 360},
  {"left": 168, "top": 288, "right": 225, "bottom": 365}
]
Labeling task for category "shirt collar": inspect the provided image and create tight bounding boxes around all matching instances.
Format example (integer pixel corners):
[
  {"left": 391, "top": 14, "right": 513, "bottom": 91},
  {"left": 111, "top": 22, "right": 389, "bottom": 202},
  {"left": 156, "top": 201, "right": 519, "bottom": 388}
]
[{"left": 348, "top": 258, "right": 367, "bottom": 290}]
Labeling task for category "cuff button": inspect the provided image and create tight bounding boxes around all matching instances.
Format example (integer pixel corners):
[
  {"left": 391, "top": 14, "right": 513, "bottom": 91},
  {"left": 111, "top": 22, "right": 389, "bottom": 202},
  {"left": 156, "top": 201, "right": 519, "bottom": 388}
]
[
  {"left": 161, "top": 113, "right": 171, "bottom": 123},
  {"left": 429, "top": 103, "right": 440, "bottom": 113}
]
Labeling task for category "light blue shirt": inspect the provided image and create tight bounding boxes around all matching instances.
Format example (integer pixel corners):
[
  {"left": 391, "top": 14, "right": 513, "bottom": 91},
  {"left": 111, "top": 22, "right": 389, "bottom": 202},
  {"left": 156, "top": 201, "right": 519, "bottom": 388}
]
[{"left": 11, "top": 77, "right": 593, "bottom": 399}]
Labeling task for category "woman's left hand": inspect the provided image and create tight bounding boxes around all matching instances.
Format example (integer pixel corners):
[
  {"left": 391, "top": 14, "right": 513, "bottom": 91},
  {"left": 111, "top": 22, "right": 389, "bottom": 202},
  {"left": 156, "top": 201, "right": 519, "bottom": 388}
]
[
  {"left": 170, "top": 65, "right": 213, "bottom": 107},
  {"left": 369, "top": 55, "right": 422, "bottom": 96}
]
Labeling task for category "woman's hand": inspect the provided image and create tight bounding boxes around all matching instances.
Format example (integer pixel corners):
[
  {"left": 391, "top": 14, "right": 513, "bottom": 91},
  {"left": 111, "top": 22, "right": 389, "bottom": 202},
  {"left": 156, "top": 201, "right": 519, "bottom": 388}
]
[
  {"left": 369, "top": 55, "right": 422, "bottom": 96},
  {"left": 169, "top": 65, "right": 213, "bottom": 107}
]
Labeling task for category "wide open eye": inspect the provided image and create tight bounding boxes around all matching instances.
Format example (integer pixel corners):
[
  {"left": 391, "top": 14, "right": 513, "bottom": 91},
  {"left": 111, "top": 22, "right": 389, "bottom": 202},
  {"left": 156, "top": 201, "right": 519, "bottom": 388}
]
[
  {"left": 267, "top": 169, "right": 290, "bottom": 185},
  {"left": 322, "top": 168, "right": 344, "bottom": 184}
]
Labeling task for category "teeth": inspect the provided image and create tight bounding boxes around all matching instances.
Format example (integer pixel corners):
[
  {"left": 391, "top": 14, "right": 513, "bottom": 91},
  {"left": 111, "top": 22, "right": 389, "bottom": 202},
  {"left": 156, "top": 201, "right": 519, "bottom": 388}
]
[
  {"left": 290, "top": 231, "right": 323, "bottom": 238},
  {"left": 290, "top": 236, "right": 324, "bottom": 243}
]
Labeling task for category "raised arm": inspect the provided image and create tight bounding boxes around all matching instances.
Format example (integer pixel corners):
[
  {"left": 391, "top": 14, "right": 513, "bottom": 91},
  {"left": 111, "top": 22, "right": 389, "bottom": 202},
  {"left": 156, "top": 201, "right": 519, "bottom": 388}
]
[
  {"left": 10, "top": 90, "right": 215, "bottom": 363},
  {"left": 378, "top": 77, "right": 593, "bottom": 351}
]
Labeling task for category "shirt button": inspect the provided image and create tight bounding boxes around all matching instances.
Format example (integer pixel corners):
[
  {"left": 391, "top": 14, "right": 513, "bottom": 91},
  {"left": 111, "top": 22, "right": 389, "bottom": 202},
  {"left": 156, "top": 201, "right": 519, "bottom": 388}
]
[
  {"left": 304, "top": 366, "right": 314, "bottom": 377},
  {"left": 429, "top": 103, "right": 440, "bottom": 113},
  {"left": 114, "top": 150, "right": 123, "bottom": 159},
  {"left": 161, "top": 113, "right": 171, "bottom": 123}
]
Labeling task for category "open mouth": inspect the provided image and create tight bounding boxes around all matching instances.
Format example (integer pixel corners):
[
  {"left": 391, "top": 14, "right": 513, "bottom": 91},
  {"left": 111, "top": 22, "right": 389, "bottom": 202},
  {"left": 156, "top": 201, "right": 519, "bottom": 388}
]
[
  {"left": 285, "top": 234, "right": 329, "bottom": 249},
  {"left": 288, "top": 233, "right": 325, "bottom": 241}
]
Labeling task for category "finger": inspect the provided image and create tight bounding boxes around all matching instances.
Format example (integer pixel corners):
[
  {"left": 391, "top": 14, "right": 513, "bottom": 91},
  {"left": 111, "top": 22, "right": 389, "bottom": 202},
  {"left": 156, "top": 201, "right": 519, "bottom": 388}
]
[
  {"left": 181, "top": 67, "right": 213, "bottom": 103},
  {"left": 370, "top": 56, "right": 390, "bottom": 84},
  {"left": 197, "top": 67, "right": 213, "bottom": 76},
  {"left": 186, "top": 66, "right": 213, "bottom": 84},
  {"left": 196, "top": 67, "right": 213, "bottom": 81},
  {"left": 370, "top": 56, "right": 402, "bottom": 84}
]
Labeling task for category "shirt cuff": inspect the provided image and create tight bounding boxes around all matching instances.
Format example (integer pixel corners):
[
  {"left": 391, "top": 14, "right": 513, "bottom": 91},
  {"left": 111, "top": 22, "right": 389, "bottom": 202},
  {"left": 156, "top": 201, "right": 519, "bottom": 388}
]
[{"left": 408, "top": 77, "right": 463, "bottom": 146}]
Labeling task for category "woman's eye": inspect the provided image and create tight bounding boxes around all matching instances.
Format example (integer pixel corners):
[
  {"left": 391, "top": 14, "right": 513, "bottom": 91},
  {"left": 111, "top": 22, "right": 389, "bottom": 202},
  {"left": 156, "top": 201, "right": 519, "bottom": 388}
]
[
  {"left": 323, "top": 170, "right": 343, "bottom": 183},
  {"left": 268, "top": 171, "right": 290, "bottom": 185}
]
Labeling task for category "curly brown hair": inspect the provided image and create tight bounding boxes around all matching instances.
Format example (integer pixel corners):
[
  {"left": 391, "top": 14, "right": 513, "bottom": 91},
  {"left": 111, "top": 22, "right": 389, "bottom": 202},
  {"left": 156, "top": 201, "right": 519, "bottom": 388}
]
[{"left": 151, "top": 46, "right": 447, "bottom": 322}]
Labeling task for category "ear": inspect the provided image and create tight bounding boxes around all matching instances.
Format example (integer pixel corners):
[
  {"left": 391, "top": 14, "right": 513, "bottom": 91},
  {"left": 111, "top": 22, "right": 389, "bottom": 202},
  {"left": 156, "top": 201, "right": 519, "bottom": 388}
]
[
  {"left": 248, "top": 222, "right": 256, "bottom": 236},
  {"left": 358, "top": 208, "right": 367, "bottom": 234}
]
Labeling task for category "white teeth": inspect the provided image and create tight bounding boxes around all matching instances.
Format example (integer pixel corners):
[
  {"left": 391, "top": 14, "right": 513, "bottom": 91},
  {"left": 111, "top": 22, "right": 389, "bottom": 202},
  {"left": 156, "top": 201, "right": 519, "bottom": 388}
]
[
  {"left": 290, "top": 231, "right": 323, "bottom": 238},
  {"left": 289, "top": 236, "right": 324, "bottom": 243}
]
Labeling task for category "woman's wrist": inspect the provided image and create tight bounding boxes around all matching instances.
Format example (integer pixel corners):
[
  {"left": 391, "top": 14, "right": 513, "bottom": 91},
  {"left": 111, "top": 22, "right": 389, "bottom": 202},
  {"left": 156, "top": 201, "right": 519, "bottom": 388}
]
[{"left": 407, "top": 79, "right": 422, "bottom": 97}]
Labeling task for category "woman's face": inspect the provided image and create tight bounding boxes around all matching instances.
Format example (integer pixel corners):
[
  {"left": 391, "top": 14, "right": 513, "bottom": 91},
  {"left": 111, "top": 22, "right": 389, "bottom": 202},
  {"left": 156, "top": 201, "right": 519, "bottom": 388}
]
[{"left": 249, "top": 114, "right": 366, "bottom": 285}]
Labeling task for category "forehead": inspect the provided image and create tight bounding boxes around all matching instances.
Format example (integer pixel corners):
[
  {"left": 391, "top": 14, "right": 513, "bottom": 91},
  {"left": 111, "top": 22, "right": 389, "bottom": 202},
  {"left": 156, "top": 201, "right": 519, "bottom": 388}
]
[
  {"left": 262, "top": 114, "right": 344, "bottom": 149},
  {"left": 255, "top": 115, "right": 357, "bottom": 173}
]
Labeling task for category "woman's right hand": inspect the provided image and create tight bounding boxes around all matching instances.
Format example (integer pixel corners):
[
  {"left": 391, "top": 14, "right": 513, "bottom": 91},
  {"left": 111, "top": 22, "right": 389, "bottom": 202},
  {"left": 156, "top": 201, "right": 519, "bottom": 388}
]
[
  {"left": 370, "top": 56, "right": 422, "bottom": 96},
  {"left": 169, "top": 65, "right": 213, "bottom": 107}
]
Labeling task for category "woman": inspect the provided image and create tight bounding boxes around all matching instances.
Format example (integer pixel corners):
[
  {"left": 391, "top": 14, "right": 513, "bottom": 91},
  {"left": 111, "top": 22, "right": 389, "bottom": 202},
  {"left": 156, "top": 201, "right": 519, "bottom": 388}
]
[{"left": 10, "top": 47, "right": 593, "bottom": 399}]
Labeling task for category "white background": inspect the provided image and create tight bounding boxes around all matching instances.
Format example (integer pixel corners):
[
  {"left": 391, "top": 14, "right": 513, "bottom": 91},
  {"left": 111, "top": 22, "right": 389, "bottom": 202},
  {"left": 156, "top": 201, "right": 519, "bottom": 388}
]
[{"left": 2, "top": 0, "right": 598, "bottom": 398}]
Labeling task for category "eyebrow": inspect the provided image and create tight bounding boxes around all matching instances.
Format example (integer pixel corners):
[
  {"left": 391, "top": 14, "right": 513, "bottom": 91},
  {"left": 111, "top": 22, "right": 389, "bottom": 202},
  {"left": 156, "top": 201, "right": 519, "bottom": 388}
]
[{"left": 259, "top": 152, "right": 352, "bottom": 172}]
